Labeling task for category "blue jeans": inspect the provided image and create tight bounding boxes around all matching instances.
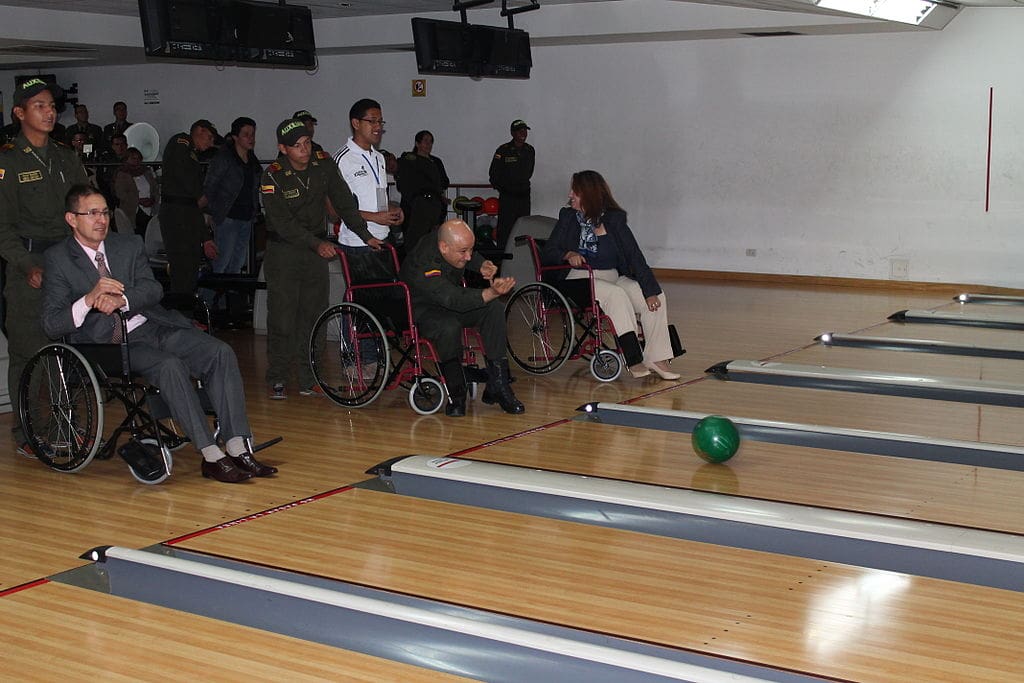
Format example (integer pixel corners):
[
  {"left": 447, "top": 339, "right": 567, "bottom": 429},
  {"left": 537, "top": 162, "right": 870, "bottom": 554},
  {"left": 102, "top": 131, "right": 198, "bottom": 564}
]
[
  {"left": 212, "top": 217, "right": 253, "bottom": 275},
  {"left": 202, "top": 217, "right": 252, "bottom": 309}
]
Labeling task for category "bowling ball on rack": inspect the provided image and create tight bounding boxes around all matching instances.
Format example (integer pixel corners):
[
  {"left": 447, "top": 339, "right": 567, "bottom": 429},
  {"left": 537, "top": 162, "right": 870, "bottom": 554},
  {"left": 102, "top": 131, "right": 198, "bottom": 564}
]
[
  {"left": 482, "top": 197, "right": 500, "bottom": 215},
  {"left": 691, "top": 415, "right": 740, "bottom": 463},
  {"left": 452, "top": 195, "right": 470, "bottom": 212},
  {"left": 470, "top": 195, "right": 485, "bottom": 206}
]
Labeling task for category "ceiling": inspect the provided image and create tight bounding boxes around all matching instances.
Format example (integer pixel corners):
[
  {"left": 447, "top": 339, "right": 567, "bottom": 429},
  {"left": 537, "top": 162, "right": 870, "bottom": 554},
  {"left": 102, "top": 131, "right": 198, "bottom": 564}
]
[{"left": 0, "top": 0, "right": 1021, "bottom": 70}]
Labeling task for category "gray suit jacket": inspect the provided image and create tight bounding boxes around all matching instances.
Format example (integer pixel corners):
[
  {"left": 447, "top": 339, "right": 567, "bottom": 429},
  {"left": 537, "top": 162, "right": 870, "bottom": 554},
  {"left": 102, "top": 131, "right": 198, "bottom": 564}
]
[{"left": 42, "top": 231, "right": 191, "bottom": 343}]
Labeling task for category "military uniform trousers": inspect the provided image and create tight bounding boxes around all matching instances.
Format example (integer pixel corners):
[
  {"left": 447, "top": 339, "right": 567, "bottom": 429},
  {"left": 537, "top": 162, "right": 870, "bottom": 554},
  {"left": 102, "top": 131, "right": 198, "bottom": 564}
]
[
  {"left": 496, "top": 192, "right": 531, "bottom": 253},
  {"left": 566, "top": 269, "right": 672, "bottom": 364},
  {"left": 403, "top": 196, "right": 447, "bottom": 252},
  {"left": 6, "top": 255, "right": 50, "bottom": 443},
  {"left": 159, "top": 202, "right": 205, "bottom": 295},
  {"left": 127, "top": 321, "right": 251, "bottom": 451},
  {"left": 413, "top": 298, "right": 507, "bottom": 363},
  {"left": 264, "top": 241, "right": 329, "bottom": 388}
]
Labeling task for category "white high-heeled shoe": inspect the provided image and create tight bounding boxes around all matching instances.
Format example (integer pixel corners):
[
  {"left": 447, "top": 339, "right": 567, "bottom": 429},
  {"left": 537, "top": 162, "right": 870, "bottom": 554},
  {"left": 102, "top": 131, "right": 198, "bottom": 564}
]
[
  {"left": 644, "top": 360, "right": 681, "bottom": 381},
  {"left": 628, "top": 363, "right": 651, "bottom": 379}
]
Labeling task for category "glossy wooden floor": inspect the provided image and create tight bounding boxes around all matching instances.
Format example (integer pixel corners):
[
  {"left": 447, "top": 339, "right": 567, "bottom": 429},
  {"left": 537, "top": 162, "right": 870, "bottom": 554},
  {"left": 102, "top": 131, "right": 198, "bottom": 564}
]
[{"left": 3, "top": 279, "right": 1022, "bottom": 680}]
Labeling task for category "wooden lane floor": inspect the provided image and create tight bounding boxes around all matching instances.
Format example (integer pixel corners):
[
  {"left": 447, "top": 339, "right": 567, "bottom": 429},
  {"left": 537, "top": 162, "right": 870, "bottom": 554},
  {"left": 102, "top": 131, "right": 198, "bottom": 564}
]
[
  {"left": 637, "top": 377, "right": 1024, "bottom": 447},
  {"left": 173, "top": 487, "right": 1024, "bottom": 682},
  {"left": 1, "top": 581, "right": 471, "bottom": 681},
  {"left": 775, "top": 344, "right": 1024, "bottom": 384},
  {"left": 843, "top": 320, "right": 1024, "bottom": 349},
  {"left": 429, "top": 415, "right": 1024, "bottom": 534}
]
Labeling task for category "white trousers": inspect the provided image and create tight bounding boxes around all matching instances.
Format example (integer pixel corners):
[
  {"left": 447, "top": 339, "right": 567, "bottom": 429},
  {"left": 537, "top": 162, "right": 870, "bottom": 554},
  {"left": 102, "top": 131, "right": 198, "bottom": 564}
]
[{"left": 566, "top": 269, "right": 672, "bottom": 363}]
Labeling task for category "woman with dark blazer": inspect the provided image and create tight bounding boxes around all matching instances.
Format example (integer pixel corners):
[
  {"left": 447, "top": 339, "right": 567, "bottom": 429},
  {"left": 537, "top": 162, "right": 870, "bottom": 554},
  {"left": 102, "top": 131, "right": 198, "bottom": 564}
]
[{"left": 541, "top": 170, "right": 679, "bottom": 380}]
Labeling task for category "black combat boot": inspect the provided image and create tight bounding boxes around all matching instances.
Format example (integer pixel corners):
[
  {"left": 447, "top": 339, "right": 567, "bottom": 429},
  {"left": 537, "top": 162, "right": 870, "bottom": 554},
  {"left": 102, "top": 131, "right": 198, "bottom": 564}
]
[
  {"left": 439, "top": 358, "right": 467, "bottom": 417},
  {"left": 482, "top": 357, "right": 525, "bottom": 414}
]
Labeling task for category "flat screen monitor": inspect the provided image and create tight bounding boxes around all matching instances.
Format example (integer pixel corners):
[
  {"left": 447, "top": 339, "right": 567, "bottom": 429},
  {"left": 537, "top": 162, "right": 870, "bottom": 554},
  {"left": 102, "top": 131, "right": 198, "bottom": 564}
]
[
  {"left": 411, "top": 17, "right": 472, "bottom": 76},
  {"left": 138, "top": 0, "right": 234, "bottom": 61},
  {"left": 470, "top": 24, "right": 531, "bottom": 79},
  {"left": 234, "top": 0, "right": 315, "bottom": 67}
]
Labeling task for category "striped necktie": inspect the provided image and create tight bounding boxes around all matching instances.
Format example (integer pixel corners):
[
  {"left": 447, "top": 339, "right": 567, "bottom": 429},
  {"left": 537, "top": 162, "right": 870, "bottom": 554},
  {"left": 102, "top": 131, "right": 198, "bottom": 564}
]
[{"left": 94, "top": 252, "right": 123, "bottom": 343}]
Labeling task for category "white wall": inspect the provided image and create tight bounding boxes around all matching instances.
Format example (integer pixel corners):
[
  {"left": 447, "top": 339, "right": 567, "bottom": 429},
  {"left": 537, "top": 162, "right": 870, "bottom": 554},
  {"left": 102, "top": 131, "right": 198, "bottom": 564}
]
[{"left": 3, "top": 3, "right": 1022, "bottom": 287}]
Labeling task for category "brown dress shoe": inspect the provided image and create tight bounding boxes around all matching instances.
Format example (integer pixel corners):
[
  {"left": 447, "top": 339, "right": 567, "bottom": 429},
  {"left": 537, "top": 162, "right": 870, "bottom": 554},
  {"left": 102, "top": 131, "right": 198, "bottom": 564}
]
[
  {"left": 201, "top": 457, "right": 254, "bottom": 483},
  {"left": 229, "top": 452, "right": 278, "bottom": 477}
]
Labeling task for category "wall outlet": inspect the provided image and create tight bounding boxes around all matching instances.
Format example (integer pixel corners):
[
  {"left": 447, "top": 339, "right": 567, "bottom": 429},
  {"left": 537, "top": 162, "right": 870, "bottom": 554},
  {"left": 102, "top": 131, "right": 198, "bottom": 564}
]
[
  {"left": 890, "top": 258, "right": 910, "bottom": 280},
  {"left": 745, "top": 248, "right": 757, "bottom": 257}
]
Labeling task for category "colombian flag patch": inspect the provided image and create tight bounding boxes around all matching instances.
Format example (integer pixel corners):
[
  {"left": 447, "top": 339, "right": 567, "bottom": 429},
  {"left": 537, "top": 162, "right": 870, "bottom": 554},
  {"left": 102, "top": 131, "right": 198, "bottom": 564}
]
[
  {"left": 424, "top": 269, "right": 441, "bottom": 278},
  {"left": 260, "top": 184, "right": 275, "bottom": 194}
]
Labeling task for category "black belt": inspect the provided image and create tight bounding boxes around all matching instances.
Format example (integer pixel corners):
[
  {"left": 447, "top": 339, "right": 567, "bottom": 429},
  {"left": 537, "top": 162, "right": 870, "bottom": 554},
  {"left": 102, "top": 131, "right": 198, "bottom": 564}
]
[
  {"left": 162, "top": 195, "right": 198, "bottom": 207},
  {"left": 21, "top": 237, "right": 60, "bottom": 253}
]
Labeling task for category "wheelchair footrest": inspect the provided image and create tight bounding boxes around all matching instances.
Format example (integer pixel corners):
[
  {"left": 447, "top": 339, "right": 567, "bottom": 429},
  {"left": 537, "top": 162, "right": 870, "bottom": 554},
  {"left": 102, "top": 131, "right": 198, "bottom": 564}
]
[
  {"left": 251, "top": 436, "right": 283, "bottom": 453},
  {"left": 118, "top": 440, "right": 169, "bottom": 482}
]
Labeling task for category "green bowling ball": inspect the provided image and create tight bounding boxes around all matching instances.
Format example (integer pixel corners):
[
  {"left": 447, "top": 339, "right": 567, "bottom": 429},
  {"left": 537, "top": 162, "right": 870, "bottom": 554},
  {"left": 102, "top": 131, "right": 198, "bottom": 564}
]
[{"left": 691, "top": 415, "right": 740, "bottom": 463}]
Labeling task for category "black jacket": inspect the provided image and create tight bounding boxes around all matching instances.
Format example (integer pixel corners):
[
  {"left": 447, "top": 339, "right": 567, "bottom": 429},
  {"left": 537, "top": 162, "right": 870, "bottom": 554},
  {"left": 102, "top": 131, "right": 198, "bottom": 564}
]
[
  {"left": 203, "top": 143, "right": 262, "bottom": 225},
  {"left": 541, "top": 206, "right": 662, "bottom": 299}
]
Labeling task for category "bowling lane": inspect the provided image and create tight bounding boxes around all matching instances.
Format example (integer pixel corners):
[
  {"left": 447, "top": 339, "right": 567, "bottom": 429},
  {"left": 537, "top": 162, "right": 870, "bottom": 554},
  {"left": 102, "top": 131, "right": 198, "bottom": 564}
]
[
  {"left": 638, "top": 378, "right": 1024, "bottom": 448},
  {"left": 447, "top": 419, "right": 1024, "bottom": 534},
  {"left": 780, "top": 345, "right": 1024, "bottom": 384},
  {"left": 859, "top": 321, "right": 1024, "bottom": 349},
  {"left": 176, "top": 487, "right": 1024, "bottom": 682},
  {"left": 1, "top": 581, "right": 472, "bottom": 681}
]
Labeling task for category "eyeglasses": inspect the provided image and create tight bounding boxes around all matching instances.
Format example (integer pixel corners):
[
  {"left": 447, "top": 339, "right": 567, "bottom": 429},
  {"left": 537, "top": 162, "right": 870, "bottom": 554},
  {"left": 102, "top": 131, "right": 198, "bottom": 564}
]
[
  {"left": 359, "top": 118, "right": 386, "bottom": 126},
  {"left": 71, "top": 209, "right": 111, "bottom": 218}
]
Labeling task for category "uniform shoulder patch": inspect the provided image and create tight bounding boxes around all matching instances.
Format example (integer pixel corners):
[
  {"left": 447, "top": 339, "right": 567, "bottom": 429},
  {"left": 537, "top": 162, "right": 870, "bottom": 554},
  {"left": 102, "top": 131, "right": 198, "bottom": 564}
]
[
  {"left": 1, "top": 143, "right": 15, "bottom": 152},
  {"left": 315, "top": 150, "right": 330, "bottom": 160},
  {"left": 0, "top": 168, "right": 5, "bottom": 180},
  {"left": 260, "top": 183, "right": 275, "bottom": 194},
  {"left": 423, "top": 269, "right": 441, "bottom": 278},
  {"left": 176, "top": 136, "right": 191, "bottom": 146},
  {"left": 267, "top": 161, "right": 282, "bottom": 173}
]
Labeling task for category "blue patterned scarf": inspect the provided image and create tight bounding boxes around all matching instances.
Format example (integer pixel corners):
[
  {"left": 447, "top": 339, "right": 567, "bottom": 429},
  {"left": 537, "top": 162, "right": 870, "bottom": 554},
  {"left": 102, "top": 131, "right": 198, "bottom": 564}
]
[{"left": 576, "top": 210, "right": 599, "bottom": 257}]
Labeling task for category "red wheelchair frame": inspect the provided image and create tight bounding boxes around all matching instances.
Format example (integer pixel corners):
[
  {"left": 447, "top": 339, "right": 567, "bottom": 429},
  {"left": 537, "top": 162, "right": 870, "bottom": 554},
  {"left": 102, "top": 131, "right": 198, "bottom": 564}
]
[{"left": 308, "top": 242, "right": 482, "bottom": 414}]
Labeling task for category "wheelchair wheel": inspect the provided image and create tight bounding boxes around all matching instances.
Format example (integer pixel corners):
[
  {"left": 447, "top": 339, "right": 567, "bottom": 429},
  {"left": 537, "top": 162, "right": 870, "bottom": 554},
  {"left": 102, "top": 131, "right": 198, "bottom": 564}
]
[
  {"left": 591, "top": 349, "right": 623, "bottom": 382},
  {"left": 19, "top": 343, "right": 104, "bottom": 473},
  {"left": 409, "top": 377, "right": 445, "bottom": 415},
  {"left": 309, "top": 302, "right": 389, "bottom": 408},
  {"left": 505, "top": 282, "right": 573, "bottom": 375}
]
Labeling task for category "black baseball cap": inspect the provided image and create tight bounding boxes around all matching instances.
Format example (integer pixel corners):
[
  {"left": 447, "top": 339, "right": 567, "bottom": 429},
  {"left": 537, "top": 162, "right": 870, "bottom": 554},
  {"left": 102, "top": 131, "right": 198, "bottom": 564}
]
[
  {"left": 277, "top": 118, "right": 309, "bottom": 146},
  {"left": 14, "top": 78, "right": 63, "bottom": 108},
  {"left": 293, "top": 109, "right": 317, "bottom": 123},
  {"left": 510, "top": 119, "right": 530, "bottom": 132}
]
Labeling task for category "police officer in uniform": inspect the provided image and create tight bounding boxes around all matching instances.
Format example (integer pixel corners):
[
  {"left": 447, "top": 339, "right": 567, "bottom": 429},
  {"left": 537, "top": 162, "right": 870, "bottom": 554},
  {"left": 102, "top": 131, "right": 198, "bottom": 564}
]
[
  {"left": 261, "top": 118, "right": 369, "bottom": 399},
  {"left": 399, "top": 219, "right": 524, "bottom": 417},
  {"left": 292, "top": 109, "right": 324, "bottom": 154},
  {"left": 158, "top": 119, "right": 216, "bottom": 295},
  {"left": 488, "top": 119, "right": 535, "bottom": 252},
  {"left": 397, "top": 130, "right": 450, "bottom": 251},
  {"left": 0, "top": 78, "right": 88, "bottom": 454}
]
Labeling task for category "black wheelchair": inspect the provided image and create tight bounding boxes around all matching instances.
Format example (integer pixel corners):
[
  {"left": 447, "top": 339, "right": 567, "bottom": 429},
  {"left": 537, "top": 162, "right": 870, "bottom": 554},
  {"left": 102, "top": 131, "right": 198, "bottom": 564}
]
[
  {"left": 504, "top": 235, "right": 683, "bottom": 382},
  {"left": 308, "top": 242, "right": 482, "bottom": 415},
  {"left": 18, "top": 297, "right": 277, "bottom": 484}
]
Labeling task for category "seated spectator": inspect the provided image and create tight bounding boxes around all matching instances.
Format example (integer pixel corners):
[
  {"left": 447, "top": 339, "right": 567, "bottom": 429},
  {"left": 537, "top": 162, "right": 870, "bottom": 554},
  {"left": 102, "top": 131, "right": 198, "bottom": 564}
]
[
  {"left": 399, "top": 219, "right": 524, "bottom": 417},
  {"left": 42, "top": 184, "right": 276, "bottom": 483},
  {"left": 113, "top": 146, "right": 159, "bottom": 236}
]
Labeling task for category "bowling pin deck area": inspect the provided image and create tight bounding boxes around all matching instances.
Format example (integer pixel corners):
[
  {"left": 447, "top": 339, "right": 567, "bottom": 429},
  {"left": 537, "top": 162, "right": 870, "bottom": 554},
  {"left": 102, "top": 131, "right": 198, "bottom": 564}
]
[{"left": 3, "top": 284, "right": 1024, "bottom": 681}]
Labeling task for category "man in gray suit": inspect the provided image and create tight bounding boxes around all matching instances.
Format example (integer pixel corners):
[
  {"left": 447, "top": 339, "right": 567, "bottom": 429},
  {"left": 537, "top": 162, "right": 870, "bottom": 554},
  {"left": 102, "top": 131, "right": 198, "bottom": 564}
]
[{"left": 41, "top": 184, "right": 275, "bottom": 483}]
